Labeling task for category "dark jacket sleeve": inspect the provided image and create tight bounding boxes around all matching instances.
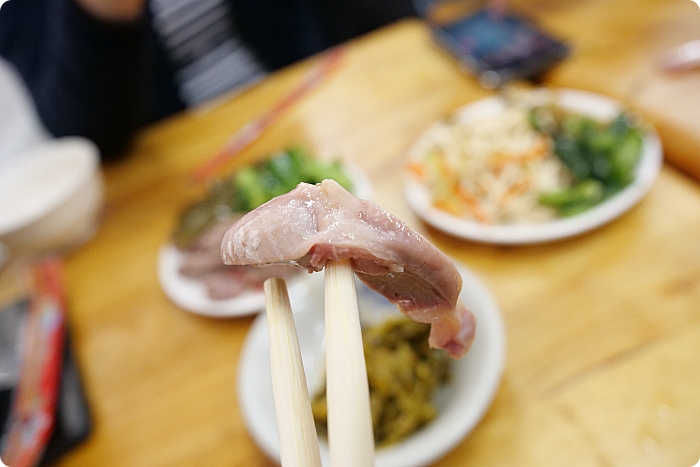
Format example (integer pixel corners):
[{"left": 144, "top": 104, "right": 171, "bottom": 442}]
[
  {"left": 0, "top": 0, "right": 182, "bottom": 161},
  {"left": 231, "top": 0, "right": 417, "bottom": 71},
  {"left": 307, "top": 0, "right": 417, "bottom": 45}
]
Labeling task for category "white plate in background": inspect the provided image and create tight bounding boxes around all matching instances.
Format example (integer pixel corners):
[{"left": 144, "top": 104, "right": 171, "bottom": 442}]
[
  {"left": 157, "top": 244, "right": 312, "bottom": 318},
  {"left": 237, "top": 262, "right": 506, "bottom": 467},
  {"left": 403, "top": 89, "right": 663, "bottom": 244},
  {"left": 157, "top": 163, "right": 374, "bottom": 317}
]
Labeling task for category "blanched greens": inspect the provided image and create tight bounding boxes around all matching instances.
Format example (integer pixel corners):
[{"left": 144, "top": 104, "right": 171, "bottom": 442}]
[
  {"left": 530, "top": 108, "right": 644, "bottom": 216},
  {"left": 173, "top": 147, "right": 353, "bottom": 248}
]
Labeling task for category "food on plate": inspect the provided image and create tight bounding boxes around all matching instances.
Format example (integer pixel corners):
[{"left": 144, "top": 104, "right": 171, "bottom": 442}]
[
  {"left": 529, "top": 102, "right": 644, "bottom": 216},
  {"left": 173, "top": 147, "right": 353, "bottom": 249},
  {"left": 311, "top": 317, "right": 452, "bottom": 447},
  {"left": 407, "top": 106, "right": 571, "bottom": 224},
  {"left": 178, "top": 220, "right": 298, "bottom": 299},
  {"left": 170, "top": 147, "right": 353, "bottom": 301},
  {"left": 221, "top": 179, "right": 476, "bottom": 358},
  {"left": 406, "top": 89, "right": 645, "bottom": 223}
]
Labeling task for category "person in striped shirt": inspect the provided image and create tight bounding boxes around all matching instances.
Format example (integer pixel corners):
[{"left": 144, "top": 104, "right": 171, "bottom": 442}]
[{"left": 0, "top": 0, "right": 417, "bottom": 160}]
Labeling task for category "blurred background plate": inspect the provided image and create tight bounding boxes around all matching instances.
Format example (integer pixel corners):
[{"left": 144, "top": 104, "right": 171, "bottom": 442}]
[
  {"left": 156, "top": 244, "right": 312, "bottom": 318},
  {"left": 157, "top": 162, "right": 374, "bottom": 317},
  {"left": 403, "top": 89, "right": 663, "bottom": 244},
  {"left": 237, "top": 261, "right": 506, "bottom": 467}
]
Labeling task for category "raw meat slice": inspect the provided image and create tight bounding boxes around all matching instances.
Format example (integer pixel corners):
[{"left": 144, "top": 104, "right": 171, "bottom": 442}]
[
  {"left": 177, "top": 219, "right": 299, "bottom": 299},
  {"left": 221, "top": 180, "right": 475, "bottom": 358},
  {"left": 202, "top": 264, "right": 299, "bottom": 299}
]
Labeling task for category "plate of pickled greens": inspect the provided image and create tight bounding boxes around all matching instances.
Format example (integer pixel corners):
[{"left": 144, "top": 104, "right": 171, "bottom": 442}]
[
  {"left": 238, "top": 262, "right": 506, "bottom": 467},
  {"left": 403, "top": 88, "right": 663, "bottom": 244},
  {"left": 158, "top": 147, "right": 373, "bottom": 317}
]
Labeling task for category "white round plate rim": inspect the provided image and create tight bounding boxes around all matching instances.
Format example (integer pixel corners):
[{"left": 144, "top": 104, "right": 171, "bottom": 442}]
[
  {"left": 237, "top": 262, "right": 507, "bottom": 467},
  {"left": 157, "top": 162, "right": 374, "bottom": 317},
  {"left": 403, "top": 88, "right": 663, "bottom": 245},
  {"left": 157, "top": 244, "right": 314, "bottom": 318}
]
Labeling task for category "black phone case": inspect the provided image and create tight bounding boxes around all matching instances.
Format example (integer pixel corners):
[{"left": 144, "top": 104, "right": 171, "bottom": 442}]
[
  {"left": 432, "top": 10, "right": 570, "bottom": 88},
  {"left": 39, "top": 332, "right": 92, "bottom": 465}
]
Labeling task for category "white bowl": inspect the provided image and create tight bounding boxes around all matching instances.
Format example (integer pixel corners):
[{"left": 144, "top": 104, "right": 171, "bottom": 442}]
[
  {"left": 237, "top": 262, "right": 506, "bottom": 467},
  {"left": 0, "top": 137, "right": 103, "bottom": 256}
]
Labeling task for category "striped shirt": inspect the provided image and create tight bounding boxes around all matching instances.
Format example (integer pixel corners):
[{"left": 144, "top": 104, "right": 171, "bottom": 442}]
[{"left": 150, "top": 0, "right": 267, "bottom": 106}]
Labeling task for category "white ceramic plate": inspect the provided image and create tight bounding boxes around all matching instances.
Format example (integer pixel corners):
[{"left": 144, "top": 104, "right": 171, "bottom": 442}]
[
  {"left": 403, "top": 89, "right": 663, "bottom": 244},
  {"left": 157, "top": 163, "right": 374, "bottom": 317},
  {"left": 156, "top": 244, "right": 312, "bottom": 318},
  {"left": 237, "top": 262, "right": 506, "bottom": 467}
]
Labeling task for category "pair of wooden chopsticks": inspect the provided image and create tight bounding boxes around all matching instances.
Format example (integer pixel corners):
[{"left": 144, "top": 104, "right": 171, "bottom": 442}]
[{"left": 263, "top": 258, "right": 375, "bottom": 467}]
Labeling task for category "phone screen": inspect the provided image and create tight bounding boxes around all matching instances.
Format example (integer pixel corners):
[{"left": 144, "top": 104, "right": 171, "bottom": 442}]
[{"left": 432, "top": 10, "right": 570, "bottom": 87}]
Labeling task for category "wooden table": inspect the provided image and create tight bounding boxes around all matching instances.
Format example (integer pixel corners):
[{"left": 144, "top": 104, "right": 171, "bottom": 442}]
[{"left": 44, "top": 5, "right": 700, "bottom": 467}]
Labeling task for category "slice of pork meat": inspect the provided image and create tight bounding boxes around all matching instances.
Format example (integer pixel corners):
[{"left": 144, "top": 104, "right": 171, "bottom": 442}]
[
  {"left": 177, "top": 219, "right": 300, "bottom": 299},
  {"left": 221, "top": 179, "right": 476, "bottom": 359},
  {"left": 203, "top": 264, "right": 300, "bottom": 300},
  {"left": 178, "top": 220, "right": 238, "bottom": 278}
]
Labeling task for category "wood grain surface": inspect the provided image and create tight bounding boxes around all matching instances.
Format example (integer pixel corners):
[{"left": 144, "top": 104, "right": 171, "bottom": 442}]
[{"left": 8, "top": 3, "right": 699, "bottom": 467}]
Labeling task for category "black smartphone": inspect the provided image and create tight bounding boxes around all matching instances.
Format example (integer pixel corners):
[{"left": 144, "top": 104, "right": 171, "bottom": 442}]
[
  {"left": 0, "top": 299, "right": 92, "bottom": 465},
  {"left": 431, "top": 9, "right": 570, "bottom": 88}
]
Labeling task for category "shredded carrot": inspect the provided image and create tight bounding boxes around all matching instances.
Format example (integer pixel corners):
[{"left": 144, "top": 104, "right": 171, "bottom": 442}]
[
  {"left": 488, "top": 136, "right": 550, "bottom": 172},
  {"left": 498, "top": 176, "right": 532, "bottom": 208},
  {"left": 433, "top": 198, "right": 464, "bottom": 217},
  {"left": 406, "top": 162, "right": 427, "bottom": 180},
  {"left": 488, "top": 152, "right": 509, "bottom": 173},
  {"left": 456, "top": 186, "right": 491, "bottom": 224},
  {"left": 518, "top": 137, "right": 550, "bottom": 162}
]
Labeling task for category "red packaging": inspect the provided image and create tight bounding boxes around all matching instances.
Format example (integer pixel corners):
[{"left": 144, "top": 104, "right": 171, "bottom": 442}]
[{"left": 0, "top": 259, "right": 66, "bottom": 467}]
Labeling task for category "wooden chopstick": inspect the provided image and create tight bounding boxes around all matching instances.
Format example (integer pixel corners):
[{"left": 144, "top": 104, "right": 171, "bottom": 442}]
[
  {"left": 324, "top": 258, "right": 375, "bottom": 467},
  {"left": 263, "top": 278, "right": 322, "bottom": 467},
  {"left": 191, "top": 47, "right": 345, "bottom": 183},
  {"left": 263, "top": 260, "right": 375, "bottom": 467}
]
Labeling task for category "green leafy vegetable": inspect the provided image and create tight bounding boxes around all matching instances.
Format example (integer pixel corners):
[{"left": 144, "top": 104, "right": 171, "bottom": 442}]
[
  {"left": 538, "top": 179, "right": 605, "bottom": 217},
  {"left": 173, "top": 146, "right": 354, "bottom": 248},
  {"left": 530, "top": 107, "right": 644, "bottom": 217}
]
